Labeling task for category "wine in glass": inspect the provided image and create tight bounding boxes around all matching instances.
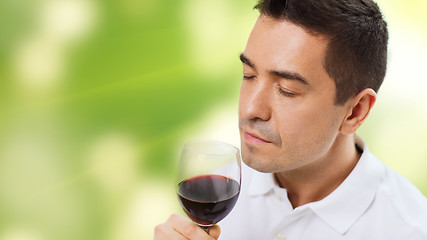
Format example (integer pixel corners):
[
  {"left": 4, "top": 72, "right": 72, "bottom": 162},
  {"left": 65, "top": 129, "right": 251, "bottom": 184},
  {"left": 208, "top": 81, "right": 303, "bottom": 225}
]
[{"left": 176, "top": 141, "right": 241, "bottom": 229}]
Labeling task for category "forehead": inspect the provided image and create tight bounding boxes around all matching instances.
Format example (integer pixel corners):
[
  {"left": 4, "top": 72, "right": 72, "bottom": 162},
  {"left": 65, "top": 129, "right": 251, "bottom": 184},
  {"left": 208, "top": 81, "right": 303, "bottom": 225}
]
[{"left": 243, "top": 16, "right": 331, "bottom": 86}]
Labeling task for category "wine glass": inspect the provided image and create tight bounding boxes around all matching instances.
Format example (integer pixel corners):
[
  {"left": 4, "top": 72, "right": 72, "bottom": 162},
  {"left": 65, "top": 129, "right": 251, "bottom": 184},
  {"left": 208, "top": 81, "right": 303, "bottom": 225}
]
[{"left": 176, "top": 141, "right": 241, "bottom": 229}]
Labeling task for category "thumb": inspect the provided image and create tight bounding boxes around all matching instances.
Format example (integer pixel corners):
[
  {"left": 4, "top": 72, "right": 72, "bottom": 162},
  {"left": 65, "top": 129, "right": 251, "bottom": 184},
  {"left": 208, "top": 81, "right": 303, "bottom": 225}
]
[{"left": 207, "top": 225, "right": 221, "bottom": 240}]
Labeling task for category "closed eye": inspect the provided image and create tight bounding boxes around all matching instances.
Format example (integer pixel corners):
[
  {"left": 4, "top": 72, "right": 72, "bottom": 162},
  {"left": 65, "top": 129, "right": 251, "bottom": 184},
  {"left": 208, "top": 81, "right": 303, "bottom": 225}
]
[
  {"left": 277, "top": 85, "right": 296, "bottom": 97},
  {"left": 243, "top": 75, "right": 255, "bottom": 80}
]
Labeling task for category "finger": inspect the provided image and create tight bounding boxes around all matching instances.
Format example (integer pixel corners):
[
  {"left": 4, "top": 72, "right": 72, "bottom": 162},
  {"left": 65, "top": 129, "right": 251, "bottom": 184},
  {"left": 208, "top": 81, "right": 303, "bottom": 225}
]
[
  {"left": 207, "top": 225, "right": 221, "bottom": 240},
  {"left": 168, "top": 214, "right": 215, "bottom": 240},
  {"left": 154, "top": 222, "right": 188, "bottom": 240}
]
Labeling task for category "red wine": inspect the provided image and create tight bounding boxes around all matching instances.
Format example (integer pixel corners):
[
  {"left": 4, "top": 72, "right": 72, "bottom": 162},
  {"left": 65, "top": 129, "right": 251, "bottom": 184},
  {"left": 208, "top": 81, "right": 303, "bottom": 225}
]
[{"left": 177, "top": 175, "right": 240, "bottom": 226}]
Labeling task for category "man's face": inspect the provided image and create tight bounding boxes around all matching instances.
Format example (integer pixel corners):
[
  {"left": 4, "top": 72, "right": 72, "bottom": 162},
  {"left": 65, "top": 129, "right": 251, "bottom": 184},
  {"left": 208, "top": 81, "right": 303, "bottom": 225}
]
[{"left": 239, "top": 16, "right": 349, "bottom": 173}]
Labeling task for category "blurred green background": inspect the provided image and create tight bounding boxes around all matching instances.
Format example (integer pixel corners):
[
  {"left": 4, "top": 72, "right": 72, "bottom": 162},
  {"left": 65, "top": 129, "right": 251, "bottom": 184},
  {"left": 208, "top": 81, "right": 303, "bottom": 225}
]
[{"left": 0, "top": 0, "right": 426, "bottom": 239}]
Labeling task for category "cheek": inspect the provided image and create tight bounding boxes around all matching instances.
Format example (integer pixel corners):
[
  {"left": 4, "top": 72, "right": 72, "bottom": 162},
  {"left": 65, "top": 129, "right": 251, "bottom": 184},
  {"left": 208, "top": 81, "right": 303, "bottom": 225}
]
[
  {"left": 275, "top": 103, "right": 340, "bottom": 150},
  {"left": 273, "top": 104, "right": 313, "bottom": 136}
]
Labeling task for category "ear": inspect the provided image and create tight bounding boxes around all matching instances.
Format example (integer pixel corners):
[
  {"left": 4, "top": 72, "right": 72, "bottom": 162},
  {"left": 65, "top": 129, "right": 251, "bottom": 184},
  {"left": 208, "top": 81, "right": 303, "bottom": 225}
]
[{"left": 340, "top": 88, "right": 377, "bottom": 134}]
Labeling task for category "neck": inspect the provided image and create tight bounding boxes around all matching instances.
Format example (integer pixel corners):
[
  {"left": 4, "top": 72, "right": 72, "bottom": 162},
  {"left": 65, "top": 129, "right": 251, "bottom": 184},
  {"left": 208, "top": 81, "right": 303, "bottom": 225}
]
[{"left": 274, "top": 134, "right": 360, "bottom": 208}]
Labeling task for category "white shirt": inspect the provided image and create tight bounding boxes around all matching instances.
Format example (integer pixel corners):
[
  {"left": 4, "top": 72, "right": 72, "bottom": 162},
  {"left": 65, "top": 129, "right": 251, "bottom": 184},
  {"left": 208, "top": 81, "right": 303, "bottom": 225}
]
[{"left": 219, "top": 137, "right": 427, "bottom": 239}]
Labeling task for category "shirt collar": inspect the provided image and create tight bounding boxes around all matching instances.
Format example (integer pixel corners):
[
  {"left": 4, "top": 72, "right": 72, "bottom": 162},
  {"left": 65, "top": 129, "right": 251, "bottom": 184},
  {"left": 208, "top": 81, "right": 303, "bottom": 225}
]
[
  {"left": 247, "top": 167, "right": 277, "bottom": 196},
  {"left": 246, "top": 135, "right": 386, "bottom": 234},
  {"left": 308, "top": 136, "right": 386, "bottom": 234}
]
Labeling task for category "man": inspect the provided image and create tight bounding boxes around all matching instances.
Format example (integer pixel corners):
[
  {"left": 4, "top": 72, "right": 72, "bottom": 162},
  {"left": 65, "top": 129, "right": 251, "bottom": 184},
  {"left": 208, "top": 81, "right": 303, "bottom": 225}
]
[{"left": 155, "top": 0, "right": 427, "bottom": 239}]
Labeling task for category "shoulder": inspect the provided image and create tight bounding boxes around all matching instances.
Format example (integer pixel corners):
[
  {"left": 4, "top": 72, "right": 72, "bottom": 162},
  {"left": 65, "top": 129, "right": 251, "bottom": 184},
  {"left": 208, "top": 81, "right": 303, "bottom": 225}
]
[{"left": 378, "top": 164, "right": 427, "bottom": 235}]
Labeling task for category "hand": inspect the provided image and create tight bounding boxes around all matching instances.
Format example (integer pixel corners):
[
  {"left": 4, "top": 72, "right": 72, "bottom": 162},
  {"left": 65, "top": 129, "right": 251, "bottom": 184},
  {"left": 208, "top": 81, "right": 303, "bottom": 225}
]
[{"left": 154, "top": 214, "right": 221, "bottom": 240}]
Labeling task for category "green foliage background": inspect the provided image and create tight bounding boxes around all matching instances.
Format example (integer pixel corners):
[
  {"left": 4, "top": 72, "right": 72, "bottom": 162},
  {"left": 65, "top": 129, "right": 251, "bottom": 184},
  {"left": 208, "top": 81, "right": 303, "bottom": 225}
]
[{"left": 0, "top": 0, "right": 426, "bottom": 239}]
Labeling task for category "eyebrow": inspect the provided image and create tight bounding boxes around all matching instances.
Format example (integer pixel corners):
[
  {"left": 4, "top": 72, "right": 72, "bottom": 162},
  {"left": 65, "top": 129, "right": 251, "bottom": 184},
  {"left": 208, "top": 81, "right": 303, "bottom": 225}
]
[
  {"left": 239, "top": 53, "right": 255, "bottom": 69},
  {"left": 239, "top": 53, "right": 309, "bottom": 85},
  {"left": 269, "top": 70, "right": 309, "bottom": 85}
]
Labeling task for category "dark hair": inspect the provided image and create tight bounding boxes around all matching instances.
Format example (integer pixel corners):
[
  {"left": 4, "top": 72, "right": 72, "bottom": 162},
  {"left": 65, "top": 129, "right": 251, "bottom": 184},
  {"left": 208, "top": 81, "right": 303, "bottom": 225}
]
[{"left": 254, "top": 0, "right": 388, "bottom": 105}]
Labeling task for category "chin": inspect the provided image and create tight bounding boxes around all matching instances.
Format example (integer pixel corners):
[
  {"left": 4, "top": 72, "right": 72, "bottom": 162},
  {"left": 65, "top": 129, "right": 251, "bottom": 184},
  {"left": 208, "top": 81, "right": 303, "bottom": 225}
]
[
  {"left": 242, "top": 150, "right": 298, "bottom": 173},
  {"left": 242, "top": 153, "right": 276, "bottom": 173}
]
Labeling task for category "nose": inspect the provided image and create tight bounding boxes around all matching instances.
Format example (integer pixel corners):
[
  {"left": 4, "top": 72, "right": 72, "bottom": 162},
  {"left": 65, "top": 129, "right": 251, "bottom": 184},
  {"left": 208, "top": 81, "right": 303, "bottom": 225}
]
[{"left": 239, "top": 79, "right": 272, "bottom": 121}]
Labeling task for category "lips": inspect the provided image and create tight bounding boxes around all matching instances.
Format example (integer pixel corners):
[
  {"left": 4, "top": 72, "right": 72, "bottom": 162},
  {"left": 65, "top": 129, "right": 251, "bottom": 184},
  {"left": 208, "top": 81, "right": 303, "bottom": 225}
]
[{"left": 243, "top": 131, "right": 271, "bottom": 144}]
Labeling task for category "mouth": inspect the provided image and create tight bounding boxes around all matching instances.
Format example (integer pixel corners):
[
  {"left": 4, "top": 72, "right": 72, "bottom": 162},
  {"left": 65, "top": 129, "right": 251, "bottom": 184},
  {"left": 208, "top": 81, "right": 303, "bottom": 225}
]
[{"left": 243, "top": 131, "right": 272, "bottom": 144}]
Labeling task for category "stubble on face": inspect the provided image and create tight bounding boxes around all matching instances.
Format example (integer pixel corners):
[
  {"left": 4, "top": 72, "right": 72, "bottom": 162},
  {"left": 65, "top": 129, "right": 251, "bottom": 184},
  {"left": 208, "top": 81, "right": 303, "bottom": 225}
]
[
  {"left": 238, "top": 16, "right": 347, "bottom": 174},
  {"left": 238, "top": 117, "right": 283, "bottom": 172}
]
